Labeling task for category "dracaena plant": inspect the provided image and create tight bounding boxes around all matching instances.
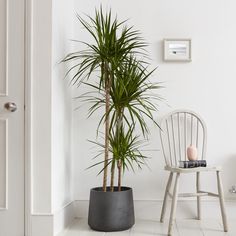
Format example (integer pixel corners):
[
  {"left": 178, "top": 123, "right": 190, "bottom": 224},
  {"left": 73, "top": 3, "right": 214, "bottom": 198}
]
[{"left": 63, "top": 7, "right": 162, "bottom": 192}]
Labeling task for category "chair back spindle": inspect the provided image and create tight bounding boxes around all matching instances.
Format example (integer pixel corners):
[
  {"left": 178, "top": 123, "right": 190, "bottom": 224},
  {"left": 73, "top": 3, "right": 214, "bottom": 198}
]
[{"left": 160, "top": 110, "right": 207, "bottom": 167}]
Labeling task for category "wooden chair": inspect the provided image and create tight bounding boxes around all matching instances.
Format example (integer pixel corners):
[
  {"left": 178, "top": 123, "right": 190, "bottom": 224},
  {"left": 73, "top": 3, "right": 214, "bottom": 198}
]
[{"left": 159, "top": 109, "right": 228, "bottom": 236}]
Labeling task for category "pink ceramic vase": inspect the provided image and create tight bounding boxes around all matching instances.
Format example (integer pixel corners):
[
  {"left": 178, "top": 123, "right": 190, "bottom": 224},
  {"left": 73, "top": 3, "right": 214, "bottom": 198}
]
[{"left": 187, "top": 145, "right": 198, "bottom": 161}]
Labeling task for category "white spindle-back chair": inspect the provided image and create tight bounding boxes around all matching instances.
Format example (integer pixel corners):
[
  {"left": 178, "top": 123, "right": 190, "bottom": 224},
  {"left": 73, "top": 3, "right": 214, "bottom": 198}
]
[{"left": 159, "top": 110, "right": 228, "bottom": 236}]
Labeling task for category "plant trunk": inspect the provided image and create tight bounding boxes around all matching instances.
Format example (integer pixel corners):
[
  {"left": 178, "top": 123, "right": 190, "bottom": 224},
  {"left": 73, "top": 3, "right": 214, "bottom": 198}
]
[
  {"left": 117, "top": 109, "right": 124, "bottom": 192},
  {"left": 110, "top": 160, "right": 115, "bottom": 192},
  {"left": 118, "top": 160, "right": 122, "bottom": 191},
  {"left": 111, "top": 109, "right": 123, "bottom": 191},
  {"left": 103, "top": 63, "right": 111, "bottom": 192}
]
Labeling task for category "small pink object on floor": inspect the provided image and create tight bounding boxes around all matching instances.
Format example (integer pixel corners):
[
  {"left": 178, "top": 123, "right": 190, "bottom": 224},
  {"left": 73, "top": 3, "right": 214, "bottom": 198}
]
[{"left": 187, "top": 145, "right": 198, "bottom": 161}]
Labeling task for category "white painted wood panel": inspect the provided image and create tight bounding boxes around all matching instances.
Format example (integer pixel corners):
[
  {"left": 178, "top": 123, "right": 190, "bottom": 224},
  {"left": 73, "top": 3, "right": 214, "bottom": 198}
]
[
  {"left": 0, "top": 0, "right": 25, "bottom": 235},
  {"left": 0, "top": 118, "right": 7, "bottom": 209},
  {"left": 0, "top": 0, "right": 7, "bottom": 96}
]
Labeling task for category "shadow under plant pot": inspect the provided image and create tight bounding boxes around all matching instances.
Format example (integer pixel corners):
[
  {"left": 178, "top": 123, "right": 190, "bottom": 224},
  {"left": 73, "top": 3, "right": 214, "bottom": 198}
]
[{"left": 88, "top": 187, "right": 135, "bottom": 232}]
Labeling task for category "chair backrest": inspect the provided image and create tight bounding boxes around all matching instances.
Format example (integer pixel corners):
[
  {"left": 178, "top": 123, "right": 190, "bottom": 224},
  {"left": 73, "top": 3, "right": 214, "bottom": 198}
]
[{"left": 159, "top": 110, "right": 207, "bottom": 167}]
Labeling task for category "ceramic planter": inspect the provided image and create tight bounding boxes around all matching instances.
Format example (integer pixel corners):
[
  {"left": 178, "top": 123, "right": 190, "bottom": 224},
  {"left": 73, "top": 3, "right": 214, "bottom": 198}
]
[{"left": 88, "top": 186, "right": 135, "bottom": 232}]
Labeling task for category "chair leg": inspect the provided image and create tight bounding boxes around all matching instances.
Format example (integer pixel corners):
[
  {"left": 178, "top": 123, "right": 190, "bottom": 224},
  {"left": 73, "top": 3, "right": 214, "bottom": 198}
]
[
  {"left": 216, "top": 170, "right": 228, "bottom": 232},
  {"left": 160, "top": 172, "right": 173, "bottom": 223},
  {"left": 168, "top": 173, "right": 180, "bottom": 236},
  {"left": 196, "top": 172, "right": 201, "bottom": 220}
]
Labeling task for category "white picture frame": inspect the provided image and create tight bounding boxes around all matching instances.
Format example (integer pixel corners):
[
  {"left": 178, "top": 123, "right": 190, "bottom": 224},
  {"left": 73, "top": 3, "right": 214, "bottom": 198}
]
[{"left": 163, "top": 39, "right": 192, "bottom": 62}]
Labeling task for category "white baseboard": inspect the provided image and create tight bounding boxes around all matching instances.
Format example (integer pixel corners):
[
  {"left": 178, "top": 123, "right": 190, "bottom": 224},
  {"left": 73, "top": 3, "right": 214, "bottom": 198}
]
[
  {"left": 54, "top": 201, "right": 75, "bottom": 236},
  {"left": 31, "top": 214, "right": 53, "bottom": 236},
  {"left": 73, "top": 199, "right": 236, "bottom": 220},
  {"left": 30, "top": 202, "right": 76, "bottom": 236}
]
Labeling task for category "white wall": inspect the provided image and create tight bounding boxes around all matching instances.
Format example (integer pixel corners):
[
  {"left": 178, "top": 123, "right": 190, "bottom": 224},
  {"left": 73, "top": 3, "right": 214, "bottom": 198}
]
[
  {"left": 52, "top": 0, "right": 74, "bottom": 213},
  {"left": 73, "top": 0, "right": 236, "bottom": 201},
  {"left": 52, "top": 0, "right": 75, "bottom": 234}
]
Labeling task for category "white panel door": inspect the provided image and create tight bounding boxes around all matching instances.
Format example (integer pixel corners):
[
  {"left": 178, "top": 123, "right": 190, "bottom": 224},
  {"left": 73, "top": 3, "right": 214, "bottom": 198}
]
[{"left": 0, "top": 0, "right": 25, "bottom": 235}]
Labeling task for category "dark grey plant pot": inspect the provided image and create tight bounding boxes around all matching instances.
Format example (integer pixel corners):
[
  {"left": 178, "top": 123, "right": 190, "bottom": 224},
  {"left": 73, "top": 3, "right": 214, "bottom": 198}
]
[{"left": 88, "top": 186, "right": 135, "bottom": 232}]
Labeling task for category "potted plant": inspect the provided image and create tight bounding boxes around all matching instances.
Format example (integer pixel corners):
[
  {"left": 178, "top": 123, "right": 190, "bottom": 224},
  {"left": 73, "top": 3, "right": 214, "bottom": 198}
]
[{"left": 63, "top": 7, "right": 161, "bottom": 232}]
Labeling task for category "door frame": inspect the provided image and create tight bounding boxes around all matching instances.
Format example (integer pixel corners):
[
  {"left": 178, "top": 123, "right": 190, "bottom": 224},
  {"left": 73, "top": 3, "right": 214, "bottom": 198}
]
[
  {"left": 25, "top": 0, "right": 55, "bottom": 235},
  {"left": 25, "top": 0, "right": 32, "bottom": 235}
]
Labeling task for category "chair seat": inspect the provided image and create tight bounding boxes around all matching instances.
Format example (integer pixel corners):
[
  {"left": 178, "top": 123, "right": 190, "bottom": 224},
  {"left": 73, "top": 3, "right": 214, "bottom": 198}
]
[{"left": 165, "top": 165, "right": 221, "bottom": 173}]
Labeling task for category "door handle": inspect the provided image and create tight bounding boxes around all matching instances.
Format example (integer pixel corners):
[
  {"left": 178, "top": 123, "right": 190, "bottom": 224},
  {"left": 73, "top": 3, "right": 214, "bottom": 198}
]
[{"left": 4, "top": 102, "right": 17, "bottom": 112}]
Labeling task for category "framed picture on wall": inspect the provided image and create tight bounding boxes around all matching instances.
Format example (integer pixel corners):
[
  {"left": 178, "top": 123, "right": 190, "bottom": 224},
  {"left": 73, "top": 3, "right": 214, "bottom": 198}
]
[{"left": 163, "top": 39, "right": 192, "bottom": 62}]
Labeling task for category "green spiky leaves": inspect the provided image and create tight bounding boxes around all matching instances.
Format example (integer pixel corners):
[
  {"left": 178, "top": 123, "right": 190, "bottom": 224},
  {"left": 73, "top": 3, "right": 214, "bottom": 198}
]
[{"left": 63, "top": 7, "right": 162, "bottom": 191}]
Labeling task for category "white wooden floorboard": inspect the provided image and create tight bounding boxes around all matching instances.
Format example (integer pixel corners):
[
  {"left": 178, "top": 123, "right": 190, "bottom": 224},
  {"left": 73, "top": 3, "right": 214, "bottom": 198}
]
[
  {"left": 132, "top": 219, "right": 179, "bottom": 236},
  {"left": 106, "top": 229, "right": 131, "bottom": 236},
  {"left": 218, "top": 218, "right": 236, "bottom": 236},
  {"left": 176, "top": 219, "right": 204, "bottom": 236},
  {"left": 199, "top": 219, "right": 229, "bottom": 236},
  {"left": 61, "top": 218, "right": 105, "bottom": 236},
  {"left": 58, "top": 217, "right": 236, "bottom": 236}
]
